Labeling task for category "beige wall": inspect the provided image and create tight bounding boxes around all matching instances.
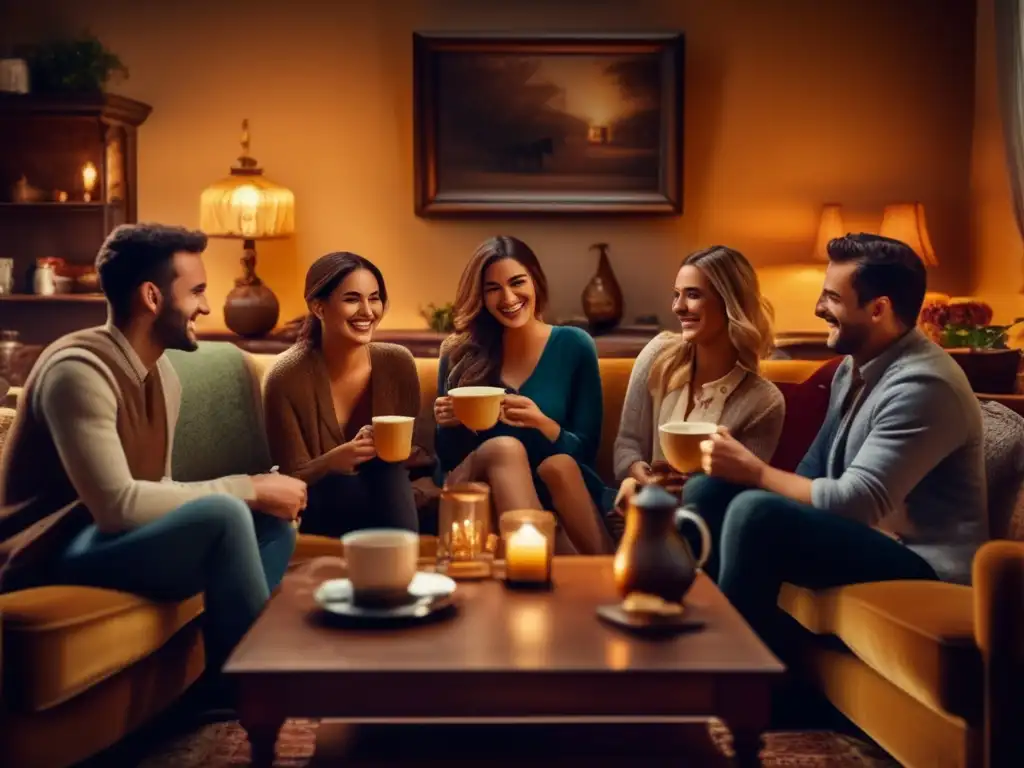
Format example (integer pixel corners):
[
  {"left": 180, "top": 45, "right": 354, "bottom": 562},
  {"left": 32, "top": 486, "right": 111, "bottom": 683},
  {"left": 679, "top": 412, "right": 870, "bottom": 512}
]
[
  {"left": 970, "top": 0, "right": 1024, "bottom": 322},
  {"left": 9, "top": 0, "right": 977, "bottom": 333}
]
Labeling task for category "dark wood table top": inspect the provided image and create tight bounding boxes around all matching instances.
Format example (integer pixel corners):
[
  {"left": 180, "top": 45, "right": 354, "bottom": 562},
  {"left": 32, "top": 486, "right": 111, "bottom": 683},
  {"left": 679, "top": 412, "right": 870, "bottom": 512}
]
[
  {"left": 226, "top": 558, "right": 782, "bottom": 707},
  {"left": 228, "top": 557, "right": 782, "bottom": 766}
]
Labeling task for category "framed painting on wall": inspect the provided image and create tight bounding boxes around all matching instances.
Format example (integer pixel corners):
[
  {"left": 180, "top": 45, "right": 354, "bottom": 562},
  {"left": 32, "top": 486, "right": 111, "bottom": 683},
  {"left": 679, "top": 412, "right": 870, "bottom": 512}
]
[{"left": 413, "top": 32, "right": 685, "bottom": 216}]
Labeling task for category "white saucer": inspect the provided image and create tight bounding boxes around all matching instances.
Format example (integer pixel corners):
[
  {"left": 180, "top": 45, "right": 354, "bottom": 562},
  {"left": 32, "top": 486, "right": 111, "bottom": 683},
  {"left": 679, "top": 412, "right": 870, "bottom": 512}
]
[{"left": 314, "top": 571, "right": 458, "bottom": 623}]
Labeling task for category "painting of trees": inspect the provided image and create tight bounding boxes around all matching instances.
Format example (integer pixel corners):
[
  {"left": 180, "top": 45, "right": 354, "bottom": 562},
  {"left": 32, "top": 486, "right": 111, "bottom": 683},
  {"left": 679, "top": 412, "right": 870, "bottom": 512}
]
[
  {"left": 413, "top": 33, "right": 684, "bottom": 214},
  {"left": 604, "top": 55, "right": 662, "bottom": 148},
  {"left": 436, "top": 53, "right": 588, "bottom": 174}
]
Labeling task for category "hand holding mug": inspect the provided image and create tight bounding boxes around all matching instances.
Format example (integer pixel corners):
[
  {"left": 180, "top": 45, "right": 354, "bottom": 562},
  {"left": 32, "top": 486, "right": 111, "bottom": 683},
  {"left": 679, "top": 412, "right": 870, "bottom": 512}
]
[
  {"left": 700, "top": 426, "right": 763, "bottom": 486},
  {"left": 500, "top": 394, "right": 547, "bottom": 429},
  {"left": 332, "top": 425, "right": 377, "bottom": 473},
  {"left": 434, "top": 396, "right": 459, "bottom": 427}
]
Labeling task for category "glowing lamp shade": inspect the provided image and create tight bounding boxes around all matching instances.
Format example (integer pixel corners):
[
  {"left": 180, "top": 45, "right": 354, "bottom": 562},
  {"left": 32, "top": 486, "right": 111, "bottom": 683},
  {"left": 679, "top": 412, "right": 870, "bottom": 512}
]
[
  {"left": 199, "top": 119, "right": 295, "bottom": 338},
  {"left": 199, "top": 175, "right": 295, "bottom": 240},
  {"left": 879, "top": 203, "right": 938, "bottom": 267},
  {"left": 813, "top": 204, "right": 845, "bottom": 261}
]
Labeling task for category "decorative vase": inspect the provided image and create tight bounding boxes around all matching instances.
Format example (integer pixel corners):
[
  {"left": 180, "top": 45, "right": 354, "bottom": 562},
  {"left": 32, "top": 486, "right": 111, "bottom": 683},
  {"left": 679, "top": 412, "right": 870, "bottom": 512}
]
[
  {"left": 581, "top": 242, "right": 623, "bottom": 334},
  {"left": 611, "top": 484, "right": 711, "bottom": 604}
]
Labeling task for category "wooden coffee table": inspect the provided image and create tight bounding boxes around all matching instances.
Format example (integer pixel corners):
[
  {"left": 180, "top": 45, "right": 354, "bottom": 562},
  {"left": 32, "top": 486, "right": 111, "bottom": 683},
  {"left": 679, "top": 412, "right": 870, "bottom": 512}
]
[{"left": 225, "top": 557, "right": 784, "bottom": 767}]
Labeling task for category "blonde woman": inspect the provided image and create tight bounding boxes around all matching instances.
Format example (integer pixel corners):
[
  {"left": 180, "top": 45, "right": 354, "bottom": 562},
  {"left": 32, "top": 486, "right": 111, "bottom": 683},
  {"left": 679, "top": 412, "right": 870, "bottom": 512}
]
[{"left": 613, "top": 246, "right": 784, "bottom": 503}]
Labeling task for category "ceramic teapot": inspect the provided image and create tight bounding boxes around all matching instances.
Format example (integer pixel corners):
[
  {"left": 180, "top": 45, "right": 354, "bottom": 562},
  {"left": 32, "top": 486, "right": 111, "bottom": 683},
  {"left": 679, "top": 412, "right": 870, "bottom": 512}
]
[{"left": 611, "top": 484, "right": 711, "bottom": 604}]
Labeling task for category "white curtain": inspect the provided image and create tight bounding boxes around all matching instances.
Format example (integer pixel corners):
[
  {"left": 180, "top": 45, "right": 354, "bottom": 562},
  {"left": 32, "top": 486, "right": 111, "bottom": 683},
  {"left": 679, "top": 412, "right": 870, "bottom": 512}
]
[{"left": 995, "top": 0, "right": 1024, "bottom": 289}]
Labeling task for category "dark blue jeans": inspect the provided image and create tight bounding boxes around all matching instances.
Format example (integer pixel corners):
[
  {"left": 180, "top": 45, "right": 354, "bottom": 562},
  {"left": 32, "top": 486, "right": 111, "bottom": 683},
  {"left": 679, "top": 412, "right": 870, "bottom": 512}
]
[
  {"left": 681, "top": 475, "right": 938, "bottom": 654},
  {"left": 302, "top": 458, "right": 419, "bottom": 538},
  {"left": 54, "top": 494, "right": 296, "bottom": 672}
]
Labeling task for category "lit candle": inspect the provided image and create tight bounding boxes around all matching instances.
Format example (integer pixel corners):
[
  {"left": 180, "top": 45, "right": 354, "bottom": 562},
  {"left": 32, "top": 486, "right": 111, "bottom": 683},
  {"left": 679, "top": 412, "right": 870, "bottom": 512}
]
[
  {"left": 82, "top": 162, "right": 97, "bottom": 202},
  {"left": 506, "top": 522, "right": 549, "bottom": 583}
]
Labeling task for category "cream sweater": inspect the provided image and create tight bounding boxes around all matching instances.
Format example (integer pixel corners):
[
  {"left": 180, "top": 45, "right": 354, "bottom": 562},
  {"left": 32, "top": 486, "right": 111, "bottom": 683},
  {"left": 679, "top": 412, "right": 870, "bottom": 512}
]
[
  {"left": 613, "top": 334, "right": 786, "bottom": 481},
  {"left": 32, "top": 324, "right": 255, "bottom": 532}
]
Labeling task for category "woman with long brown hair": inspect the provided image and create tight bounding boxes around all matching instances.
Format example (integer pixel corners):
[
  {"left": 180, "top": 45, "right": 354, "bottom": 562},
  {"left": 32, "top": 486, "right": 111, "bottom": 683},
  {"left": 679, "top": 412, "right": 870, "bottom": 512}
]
[
  {"left": 434, "top": 236, "right": 612, "bottom": 554},
  {"left": 263, "top": 252, "right": 421, "bottom": 537}
]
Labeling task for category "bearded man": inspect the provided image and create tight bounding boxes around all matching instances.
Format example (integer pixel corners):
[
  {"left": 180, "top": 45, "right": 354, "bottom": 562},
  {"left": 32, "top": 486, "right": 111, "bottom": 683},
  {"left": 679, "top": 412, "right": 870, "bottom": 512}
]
[{"left": 0, "top": 223, "right": 306, "bottom": 679}]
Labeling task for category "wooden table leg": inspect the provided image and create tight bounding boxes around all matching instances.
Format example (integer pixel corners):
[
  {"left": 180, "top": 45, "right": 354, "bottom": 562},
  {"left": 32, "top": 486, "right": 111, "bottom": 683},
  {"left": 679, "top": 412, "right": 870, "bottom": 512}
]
[
  {"left": 238, "top": 691, "right": 286, "bottom": 768},
  {"left": 721, "top": 682, "right": 771, "bottom": 768},
  {"left": 729, "top": 726, "right": 764, "bottom": 768}
]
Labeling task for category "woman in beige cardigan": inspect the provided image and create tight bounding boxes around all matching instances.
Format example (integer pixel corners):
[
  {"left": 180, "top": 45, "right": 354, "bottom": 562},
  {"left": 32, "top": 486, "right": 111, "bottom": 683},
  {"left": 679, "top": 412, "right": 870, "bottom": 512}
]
[
  {"left": 611, "top": 246, "right": 785, "bottom": 519},
  {"left": 263, "top": 252, "right": 421, "bottom": 537}
]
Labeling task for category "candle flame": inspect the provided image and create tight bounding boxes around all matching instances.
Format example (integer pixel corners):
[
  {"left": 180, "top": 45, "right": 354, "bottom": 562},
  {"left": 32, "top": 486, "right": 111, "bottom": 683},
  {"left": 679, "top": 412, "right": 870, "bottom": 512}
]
[
  {"left": 513, "top": 521, "right": 545, "bottom": 544},
  {"left": 82, "top": 162, "right": 97, "bottom": 192}
]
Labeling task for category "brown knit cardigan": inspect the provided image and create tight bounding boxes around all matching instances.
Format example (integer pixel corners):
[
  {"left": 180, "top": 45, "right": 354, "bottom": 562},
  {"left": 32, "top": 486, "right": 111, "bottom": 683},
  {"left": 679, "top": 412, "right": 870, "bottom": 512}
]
[{"left": 262, "top": 342, "right": 421, "bottom": 485}]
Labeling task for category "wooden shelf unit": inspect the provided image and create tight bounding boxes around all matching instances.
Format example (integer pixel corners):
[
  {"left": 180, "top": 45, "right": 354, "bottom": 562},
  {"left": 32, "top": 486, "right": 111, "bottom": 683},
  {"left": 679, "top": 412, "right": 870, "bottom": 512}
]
[{"left": 0, "top": 92, "right": 150, "bottom": 346}]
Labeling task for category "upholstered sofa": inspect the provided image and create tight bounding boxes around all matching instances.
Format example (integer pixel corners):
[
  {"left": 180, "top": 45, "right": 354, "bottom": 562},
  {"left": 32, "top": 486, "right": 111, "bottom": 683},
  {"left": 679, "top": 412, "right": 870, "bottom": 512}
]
[{"left": 0, "top": 341, "right": 1021, "bottom": 768}]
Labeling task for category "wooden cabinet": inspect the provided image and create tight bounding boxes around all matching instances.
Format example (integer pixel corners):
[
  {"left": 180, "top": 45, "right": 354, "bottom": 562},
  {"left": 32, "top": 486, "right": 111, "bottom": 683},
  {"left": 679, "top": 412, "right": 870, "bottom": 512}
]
[{"left": 0, "top": 93, "right": 151, "bottom": 346}]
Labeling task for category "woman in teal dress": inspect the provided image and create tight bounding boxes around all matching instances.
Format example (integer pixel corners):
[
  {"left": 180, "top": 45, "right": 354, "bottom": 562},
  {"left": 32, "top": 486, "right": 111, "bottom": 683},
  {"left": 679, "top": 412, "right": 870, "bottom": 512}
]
[{"left": 434, "top": 236, "right": 612, "bottom": 554}]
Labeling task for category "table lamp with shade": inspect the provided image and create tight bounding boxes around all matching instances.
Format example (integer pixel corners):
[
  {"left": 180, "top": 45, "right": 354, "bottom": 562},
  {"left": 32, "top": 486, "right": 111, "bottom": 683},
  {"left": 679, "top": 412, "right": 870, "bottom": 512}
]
[
  {"left": 199, "top": 120, "right": 295, "bottom": 338},
  {"left": 813, "top": 203, "right": 846, "bottom": 260},
  {"left": 878, "top": 202, "right": 938, "bottom": 267},
  {"left": 878, "top": 202, "right": 946, "bottom": 308}
]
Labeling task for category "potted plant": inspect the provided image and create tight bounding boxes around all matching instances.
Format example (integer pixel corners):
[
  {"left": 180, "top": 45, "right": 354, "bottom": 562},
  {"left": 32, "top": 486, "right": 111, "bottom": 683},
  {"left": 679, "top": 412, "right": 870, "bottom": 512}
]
[
  {"left": 22, "top": 34, "right": 128, "bottom": 93},
  {"left": 920, "top": 298, "right": 1022, "bottom": 393},
  {"left": 421, "top": 302, "right": 455, "bottom": 333}
]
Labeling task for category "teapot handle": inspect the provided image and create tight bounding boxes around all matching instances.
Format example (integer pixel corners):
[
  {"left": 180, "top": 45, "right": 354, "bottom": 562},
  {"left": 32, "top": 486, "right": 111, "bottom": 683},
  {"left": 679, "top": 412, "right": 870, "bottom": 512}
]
[{"left": 675, "top": 506, "right": 712, "bottom": 570}]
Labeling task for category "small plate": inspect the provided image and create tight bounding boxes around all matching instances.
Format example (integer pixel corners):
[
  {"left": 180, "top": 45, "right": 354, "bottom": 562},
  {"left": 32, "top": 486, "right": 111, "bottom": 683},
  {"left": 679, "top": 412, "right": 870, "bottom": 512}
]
[
  {"left": 596, "top": 603, "right": 706, "bottom": 638},
  {"left": 314, "top": 572, "right": 458, "bottom": 626}
]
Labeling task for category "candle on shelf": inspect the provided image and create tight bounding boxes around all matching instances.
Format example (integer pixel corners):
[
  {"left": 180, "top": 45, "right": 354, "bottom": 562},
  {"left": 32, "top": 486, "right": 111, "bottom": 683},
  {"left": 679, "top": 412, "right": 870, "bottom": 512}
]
[{"left": 82, "top": 162, "right": 98, "bottom": 202}]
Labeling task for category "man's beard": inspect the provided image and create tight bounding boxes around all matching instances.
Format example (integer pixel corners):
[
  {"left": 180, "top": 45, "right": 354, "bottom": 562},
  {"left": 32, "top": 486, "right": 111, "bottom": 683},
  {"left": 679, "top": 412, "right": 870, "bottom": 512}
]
[
  {"left": 826, "top": 319, "right": 869, "bottom": 356},
  {"left": 154, "top": 304, "right": 197, "bottom": 352}
]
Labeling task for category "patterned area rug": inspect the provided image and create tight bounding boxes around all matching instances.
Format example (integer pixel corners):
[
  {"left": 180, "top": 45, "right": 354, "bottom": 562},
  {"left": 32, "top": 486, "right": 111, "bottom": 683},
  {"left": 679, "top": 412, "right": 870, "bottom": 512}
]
[{"left": 136, "top": 718, "right": 898, "bottom": 767}]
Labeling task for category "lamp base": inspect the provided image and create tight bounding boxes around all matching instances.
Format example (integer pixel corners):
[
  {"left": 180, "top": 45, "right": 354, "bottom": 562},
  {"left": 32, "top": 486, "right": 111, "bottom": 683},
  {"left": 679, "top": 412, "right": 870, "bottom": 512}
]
[
  {"left": 223, "top": 238, "right": 280, "bottom": 338},
  {"left": 224, "top": 284, "right": 279, "bottom": 338}
]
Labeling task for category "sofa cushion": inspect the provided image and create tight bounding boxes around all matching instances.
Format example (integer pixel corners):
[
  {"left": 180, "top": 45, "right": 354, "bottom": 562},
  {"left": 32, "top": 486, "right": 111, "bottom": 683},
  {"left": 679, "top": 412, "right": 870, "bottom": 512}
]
[
  {"left": 778, "top": 580, "right": 981, "bottom": 721},
  {"left": 0, "top": 586, "right": 203, "bottom": 712},
  {"left": 770, "top": 356, "right": 842, "bottom": 472},
  {"left": 167, "top": 342, "right": 273, "bottom": 481}
]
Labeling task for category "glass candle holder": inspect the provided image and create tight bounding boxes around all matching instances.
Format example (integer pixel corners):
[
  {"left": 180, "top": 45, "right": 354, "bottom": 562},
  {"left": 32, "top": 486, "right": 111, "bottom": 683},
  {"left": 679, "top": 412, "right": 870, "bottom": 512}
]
[
  {"left": 437, "top": 482, "right": 496, "bottom": 579},
  {"left": 500, "top": 509, "right": 556, "bottom": 589}
]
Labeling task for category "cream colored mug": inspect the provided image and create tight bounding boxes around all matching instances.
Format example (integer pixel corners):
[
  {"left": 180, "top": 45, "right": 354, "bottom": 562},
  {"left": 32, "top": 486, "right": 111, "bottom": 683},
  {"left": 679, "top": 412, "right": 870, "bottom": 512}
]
[
  {"left": 341, "top": 528, "right": 418, "bottom": 606},
  {"left": 371, "top": 415, "right": 415, "bottom": 463},
  {"left": 448, "top": 386, "right": 506, "bottom": 431},
  {"left": 659, "top": 421, "right": 718, "bottom": 474}
]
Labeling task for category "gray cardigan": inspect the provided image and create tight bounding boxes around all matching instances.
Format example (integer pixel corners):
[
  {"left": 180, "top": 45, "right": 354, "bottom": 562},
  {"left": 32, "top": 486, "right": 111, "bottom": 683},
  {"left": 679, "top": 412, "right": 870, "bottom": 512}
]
[
  {"left": 613, "top": 335, "right": 786, "bottom": 482},
  {"left": 798, "top": 329, "right": 987, "bottom": 583}
]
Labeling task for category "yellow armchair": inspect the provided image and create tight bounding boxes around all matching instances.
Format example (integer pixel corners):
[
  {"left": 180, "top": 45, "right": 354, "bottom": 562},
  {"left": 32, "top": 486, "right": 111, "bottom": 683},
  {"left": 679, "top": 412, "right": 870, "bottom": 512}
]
[{"left": 973, "top": 540, "right": 1024, "bottom": 768}]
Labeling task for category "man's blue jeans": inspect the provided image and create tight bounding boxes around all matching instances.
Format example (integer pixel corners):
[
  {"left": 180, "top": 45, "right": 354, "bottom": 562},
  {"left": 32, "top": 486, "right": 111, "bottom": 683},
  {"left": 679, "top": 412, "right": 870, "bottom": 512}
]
[
  {"left": 682, "top": 475, "right": 938, "bottom": 655},
  {"left": 54, "top": 494, "right": 296, "bottom": 672}
]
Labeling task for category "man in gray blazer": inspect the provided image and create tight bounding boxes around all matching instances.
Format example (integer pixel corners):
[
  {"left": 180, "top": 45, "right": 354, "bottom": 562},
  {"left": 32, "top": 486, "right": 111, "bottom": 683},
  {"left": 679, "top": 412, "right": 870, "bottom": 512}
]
[{"left": 684, "top": 233, "right": 986, "bottom": 653}]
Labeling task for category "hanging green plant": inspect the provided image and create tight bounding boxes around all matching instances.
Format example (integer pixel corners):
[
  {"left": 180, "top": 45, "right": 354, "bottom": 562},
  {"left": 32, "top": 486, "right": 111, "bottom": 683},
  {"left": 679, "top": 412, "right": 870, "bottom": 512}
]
[{"left": 23, "top": 34, "right": 129, "bottom": 93}]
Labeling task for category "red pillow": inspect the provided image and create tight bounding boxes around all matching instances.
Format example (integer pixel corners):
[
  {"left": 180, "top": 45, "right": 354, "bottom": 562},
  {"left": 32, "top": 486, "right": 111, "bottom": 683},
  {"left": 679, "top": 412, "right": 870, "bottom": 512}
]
[{"left": 771, "top": 357, "right": 842, "bottom": 472}]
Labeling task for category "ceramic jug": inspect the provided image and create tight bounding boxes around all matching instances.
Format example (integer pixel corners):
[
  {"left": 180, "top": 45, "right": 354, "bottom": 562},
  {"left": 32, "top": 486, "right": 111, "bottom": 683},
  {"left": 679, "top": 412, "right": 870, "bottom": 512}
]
[{"left": 611, "top": 484, "right": 711, "bottom": 603}]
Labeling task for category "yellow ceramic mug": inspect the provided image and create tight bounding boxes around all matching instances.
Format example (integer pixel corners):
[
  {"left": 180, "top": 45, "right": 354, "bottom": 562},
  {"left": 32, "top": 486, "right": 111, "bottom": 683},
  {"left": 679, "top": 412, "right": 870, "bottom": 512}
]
[
  {"left": 658, "top": 421, "right": 718, "bottom": 474},
  {"left": 449, "top": 386, "right": 506, "bottom": 431},
  {"left": 371, "top": 415, "right": 415, "bottom": 462}
]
